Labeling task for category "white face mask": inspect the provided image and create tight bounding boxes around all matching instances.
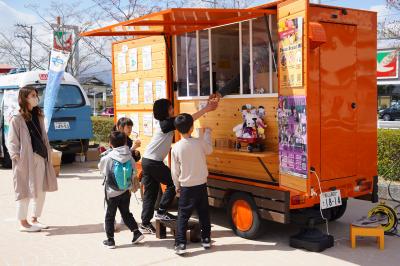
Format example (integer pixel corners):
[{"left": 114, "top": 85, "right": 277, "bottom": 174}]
[{"left": 28, "top": 97, "right": 39, "bottom": 108}]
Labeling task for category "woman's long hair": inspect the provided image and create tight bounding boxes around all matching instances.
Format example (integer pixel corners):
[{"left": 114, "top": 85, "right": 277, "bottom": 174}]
[{"left": 18, "top": 86, "right": 43, "bottom": 121}]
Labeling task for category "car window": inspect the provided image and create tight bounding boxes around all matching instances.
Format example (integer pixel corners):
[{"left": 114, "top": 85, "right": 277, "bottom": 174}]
[{"left": 37, "top": 84, "right": 85, "bottom": 108}]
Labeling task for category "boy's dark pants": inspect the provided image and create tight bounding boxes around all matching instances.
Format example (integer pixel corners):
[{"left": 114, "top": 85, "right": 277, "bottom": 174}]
[
  {"left": 176, "top": 184, "right": 211, "bottom": 245},
  {"left": 105, "top": 191, "right": 138, "bottom": 239},
  {"left": 141, "top": 158, "right": 176, "bottom": 225}
]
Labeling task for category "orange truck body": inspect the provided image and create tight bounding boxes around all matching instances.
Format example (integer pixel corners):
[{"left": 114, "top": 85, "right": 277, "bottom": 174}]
[{"left": 83, "top": 0, "right": 378, "bottom": 237}]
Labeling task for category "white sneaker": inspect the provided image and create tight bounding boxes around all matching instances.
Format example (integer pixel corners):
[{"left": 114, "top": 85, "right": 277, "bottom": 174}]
[
  {"left": 19, "top": 225, "right": 41, "bottom": 232},
  {"left": 31, "top": 222, "right": 49, "bottom": 229}
]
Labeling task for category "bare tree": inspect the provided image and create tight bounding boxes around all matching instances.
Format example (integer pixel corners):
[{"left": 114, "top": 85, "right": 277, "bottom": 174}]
[
  {"left": 380, "top": 0, "right": 400, "bottom": 40},
  {"left": 0, "top": 0, "right": 256, "bottom": 77}
]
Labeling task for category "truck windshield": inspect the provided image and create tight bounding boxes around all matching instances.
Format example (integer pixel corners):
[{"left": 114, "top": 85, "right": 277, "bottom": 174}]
[{"left": 37, "top": 84, "right": 85, "bottom": 108}]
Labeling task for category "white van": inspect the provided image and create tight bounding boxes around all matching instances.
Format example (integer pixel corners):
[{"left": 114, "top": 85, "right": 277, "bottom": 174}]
[{"left": 0, "top": 70, "right": 93, "bottom": 167}]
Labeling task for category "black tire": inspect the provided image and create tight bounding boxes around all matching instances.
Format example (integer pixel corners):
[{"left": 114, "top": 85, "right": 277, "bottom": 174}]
[
  {"left": 383, "top": 114, "right": 392, "bottom": 121},
  {"left": 61, "top": 153, "right": 75, "bottom": 164},
  {"left": 236, "top": 143, "right": 241, "bottom": 150},
  {"left": 327, "top": 199, "right": 347, "bottom": 221},
  {"left": 227, "top": 192, "right": 262, "bottom": 239},
  {"left": 2, "top": 144, "right": 12, "bottom": 169}
]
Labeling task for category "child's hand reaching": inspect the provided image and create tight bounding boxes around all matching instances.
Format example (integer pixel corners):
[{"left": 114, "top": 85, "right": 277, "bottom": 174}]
[
  {"left": 205, "top": 100, "right": 218, "bottom": 112},
  {"left": 132, "top": 139, "right": 141, "bottom": 150}
]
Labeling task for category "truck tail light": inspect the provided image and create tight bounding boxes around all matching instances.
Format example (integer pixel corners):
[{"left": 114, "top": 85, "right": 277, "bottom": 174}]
[
  {"left": 291, "top": 195, "right": 306, "bottom": 205},
  {"left": 354, "top": 180, "right": 372, "bottom": 192}
]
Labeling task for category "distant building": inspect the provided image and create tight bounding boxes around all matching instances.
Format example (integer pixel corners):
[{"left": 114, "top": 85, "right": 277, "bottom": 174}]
[
  {"left": 0, "top": 64, "right": 16, "bottom": 75},
  {"left": 79, "top": 76, "right": 113, "bottom": 115}
]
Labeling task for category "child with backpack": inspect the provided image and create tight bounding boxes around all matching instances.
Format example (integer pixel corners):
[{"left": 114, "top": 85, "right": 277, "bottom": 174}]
[
  {"left": 171, "top": 114, "right": 213, "bottom": 255},
  {"left": 98, "top": 131, "right": 144, "bottom": 249}
]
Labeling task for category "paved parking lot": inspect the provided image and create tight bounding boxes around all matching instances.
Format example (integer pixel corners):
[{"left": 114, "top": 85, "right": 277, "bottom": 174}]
[{"left": 1, "top": 162, "right": 399, "bottom": 266}]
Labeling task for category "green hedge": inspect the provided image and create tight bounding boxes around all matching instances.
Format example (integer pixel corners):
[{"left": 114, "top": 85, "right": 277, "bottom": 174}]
[
  {"left": 91, "top": 116, "right": 114, "bottom": 144},
  {"left": 90, "top": 118, "right": 400, "bottom": 181},
  {"left": 378, "top": 129, "right": 400, "bottom": 181}
]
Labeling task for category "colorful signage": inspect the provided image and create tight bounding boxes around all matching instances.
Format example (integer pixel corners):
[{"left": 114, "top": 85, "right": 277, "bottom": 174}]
[
  {"left": 377, "top": 50, "right": 398, "bottom": 79},
  {"left": 278, "top": 96, "right": 308, "bottom": 178},
  {"left": 278, "top": 17, "right": 303, "bottom": 88}
]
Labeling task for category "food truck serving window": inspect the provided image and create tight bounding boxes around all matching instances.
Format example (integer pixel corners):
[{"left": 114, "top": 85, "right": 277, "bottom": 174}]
[{"left": 176, "top": 15, "right": 278, "bottom": 99}]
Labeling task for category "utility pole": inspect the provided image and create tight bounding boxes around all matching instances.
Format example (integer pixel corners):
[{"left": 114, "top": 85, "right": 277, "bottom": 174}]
[{"left": 15, "top": 24, "right": 33, "bottom": 70}]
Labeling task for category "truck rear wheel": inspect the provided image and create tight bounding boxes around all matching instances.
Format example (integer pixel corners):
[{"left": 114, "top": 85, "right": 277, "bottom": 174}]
[
  {"left": 326, "top": 199, "right": 347, "bottom": 221},
  {"left": 227, "top": 192, "right": 262, "bottom": 239}
]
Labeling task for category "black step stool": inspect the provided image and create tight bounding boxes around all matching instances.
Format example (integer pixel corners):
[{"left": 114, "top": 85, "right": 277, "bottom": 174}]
[{"left": 155, "top": 219, "right": 201, "bottom": 242}]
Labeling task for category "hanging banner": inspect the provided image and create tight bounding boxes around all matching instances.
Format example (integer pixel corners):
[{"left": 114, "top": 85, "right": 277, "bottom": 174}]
[
  {"left": 377, "top": 50, "right": 398, "bottom": 79},
  {"left": 44, "top": 49, "right": 70, "bottom": 131},
  {"left": 53, "top": 30, "right": 74, "bottom": 52}
]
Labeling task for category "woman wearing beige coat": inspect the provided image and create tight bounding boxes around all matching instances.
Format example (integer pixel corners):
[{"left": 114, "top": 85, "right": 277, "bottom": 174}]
[{"left": 7, "top": 86, "right": 58, "bottom": 232}]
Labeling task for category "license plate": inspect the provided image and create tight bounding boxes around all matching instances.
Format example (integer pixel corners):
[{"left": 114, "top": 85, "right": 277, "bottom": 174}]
[
  {"left": 320, "top": 190, "right": 342, "bottom": 210},
  {"left": 54, "top": 121, "right": 70, "bottom": 130}
]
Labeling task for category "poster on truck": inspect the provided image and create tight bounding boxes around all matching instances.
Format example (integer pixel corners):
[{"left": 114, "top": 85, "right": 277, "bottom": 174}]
[
  {"left": 2, "top": 90, "right": 19, "bottom": 145},
  {"left": 278, "top": 96, "right": 308, "bottom": 178},
  {"left": 278, "top": 16, "right": 303, "bottom": 88}
]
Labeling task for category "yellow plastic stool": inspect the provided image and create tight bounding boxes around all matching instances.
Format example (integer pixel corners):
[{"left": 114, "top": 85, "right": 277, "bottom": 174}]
[{"left": 350, "top": 224, "right": 384, "bottom": 250}]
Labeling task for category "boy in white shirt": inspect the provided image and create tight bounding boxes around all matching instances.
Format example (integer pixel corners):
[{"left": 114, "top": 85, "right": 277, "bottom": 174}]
[{"left": 171, "top": 113, "right": 213, "bottom": 255}]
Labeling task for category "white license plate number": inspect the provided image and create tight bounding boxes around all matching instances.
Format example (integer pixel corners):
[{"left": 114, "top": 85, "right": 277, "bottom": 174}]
[
  {"left": 54, "top": 122, "right": 70, "bottom": 130},
  {"left": 320, "top": 190, "right": 342, "bottom": 210}
]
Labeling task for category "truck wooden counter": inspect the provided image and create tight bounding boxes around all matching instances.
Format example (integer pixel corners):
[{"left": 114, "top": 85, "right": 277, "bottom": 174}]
[{"left": 82, "top": 0, "right": 378, "bottom": 240}]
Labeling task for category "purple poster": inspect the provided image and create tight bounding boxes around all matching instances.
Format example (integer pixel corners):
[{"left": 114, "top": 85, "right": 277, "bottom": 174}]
[{"left": 278, "top": 96, "right": 308, "bottom": 178}]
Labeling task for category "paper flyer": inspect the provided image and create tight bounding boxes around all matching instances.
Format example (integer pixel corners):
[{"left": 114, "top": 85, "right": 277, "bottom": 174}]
[
  {"left": 143, "top": 80, "right": 153, "bottom": 104},
  {"left": 142, "top": 46, "right": 152, "bottom": 70},
  {"left": 119, "top": 82, "right": 128, "bottom": 105},
  {"left": 143, "top": 114, "right": 153, "bottom": 136},
  {"left": 129, "top": 113, "right": 140, "bottom": 135},
  {"left": 130, "top": 79, "right": 139, "bottom": 104},
  {"left": 117, "top": 113, "right": 126, "bottom": 120},
  {"left": 117, "top": 52, "right": 126, "bottom": 74},
  {"left": 155, "top": 80, "right": 166, "bottom": 100},
  {"left": 128, "top": 48, "right": 138, "bottom": 72}
]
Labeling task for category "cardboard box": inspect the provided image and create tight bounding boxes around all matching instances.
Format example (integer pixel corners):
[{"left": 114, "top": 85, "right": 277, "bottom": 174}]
[
  {"left": 51, "top": 149, "right": 62, "bottom": 177},
  {"left": 86, "top": 148, "right": 100, "bottom": 161}
]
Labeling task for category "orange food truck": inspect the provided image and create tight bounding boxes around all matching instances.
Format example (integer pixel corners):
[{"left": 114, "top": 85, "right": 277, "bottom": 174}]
[{"left": 82, "top": 0, "right": 378, "bottom": 239}]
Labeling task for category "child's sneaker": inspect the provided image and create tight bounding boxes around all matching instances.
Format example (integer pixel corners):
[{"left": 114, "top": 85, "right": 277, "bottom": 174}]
[
  {"left": 132, "top": 230, "right": 145, "bottom": 244},
  {"left": 174, "top": 243, "right": 186, "bottom": 255},
  {"left": 139, "top": 223, "right": 156, "bottom": 234},
  {"left": 103, "top": 238, "right": 116, "bottom": 249},
  {"left": 201, "top": 238, "right": 211, "bottom": 249},
  {"left": 155, "top": 212, "right": 177, "bottom": 221}
]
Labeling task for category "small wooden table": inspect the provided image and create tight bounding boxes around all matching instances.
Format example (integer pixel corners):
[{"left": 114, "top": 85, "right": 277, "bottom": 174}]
[
  {"left": 155, "top": 219, "right": 201, "bottom": 243},
  {"left": 350, "top": 224, "right": 384, "bottom": 250}
]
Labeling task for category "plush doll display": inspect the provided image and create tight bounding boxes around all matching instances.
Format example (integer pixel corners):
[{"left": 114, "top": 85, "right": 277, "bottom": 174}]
[{"left": 233, "top": 104, "right": 267, "bottom": 152}]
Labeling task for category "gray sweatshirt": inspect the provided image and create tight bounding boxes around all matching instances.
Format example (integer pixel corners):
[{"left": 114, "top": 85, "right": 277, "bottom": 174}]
[
  {"left": 171, "top": 130, "right": 213, "bottom": 189},
  {"left": 98, "top": 146, "right": 136, "bottom": 199}
]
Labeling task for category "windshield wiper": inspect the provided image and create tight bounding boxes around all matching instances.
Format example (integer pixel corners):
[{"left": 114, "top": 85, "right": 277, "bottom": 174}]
[{"left": 55, "top": 103, "right": 82, "bottom": 112}]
